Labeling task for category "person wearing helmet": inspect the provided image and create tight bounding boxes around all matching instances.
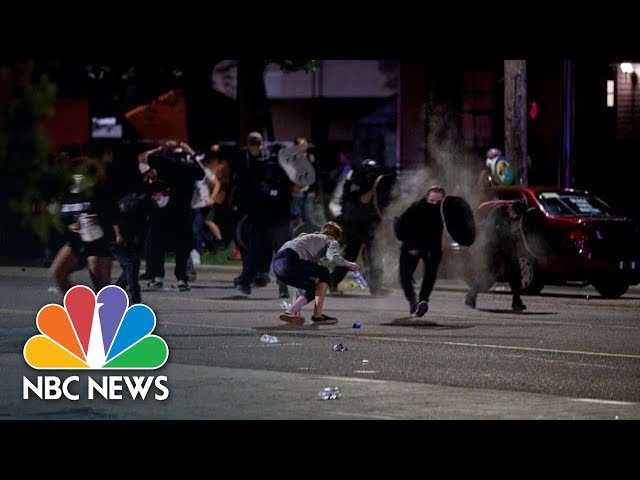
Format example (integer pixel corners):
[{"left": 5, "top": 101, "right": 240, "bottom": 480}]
[{"left": 329, "top": 158, "right": 389, "bottom": 295}]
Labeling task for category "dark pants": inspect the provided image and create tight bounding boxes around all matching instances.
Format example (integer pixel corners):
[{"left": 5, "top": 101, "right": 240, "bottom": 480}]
[
  {"left": 237, "top": 215, "right": 291, "bottom": 288},
  {"left": 273, "top": 248, "right": 330, "bottom": 301},
  {"left": 149, "top": 208, "right": 193, "bottom": 281},
  {"left": 330, "top": 222, "right": 382, "bottom": 292},
  {"left": 399, "top": 244, "right": 442, "bottom": 310},
  {"left": 468, "top": 245, "right": 522, "bottom": 301},
  {"left": 142, "top": 218, "right": 152, "bottom": 275},
  {"left": 113, "top": 243, "right": 142, "bottom": 303},
  {"left": 192, "top": 206, "right": 211, "bottom": 254}
]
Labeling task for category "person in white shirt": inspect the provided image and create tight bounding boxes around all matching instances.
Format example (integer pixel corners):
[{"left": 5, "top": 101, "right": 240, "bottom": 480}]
[
  {"left": 187, "top": 154, "right": 215, "bottom": 276},
  {"left": 273, "top": 221, "right": 359, "bottom": 325}
]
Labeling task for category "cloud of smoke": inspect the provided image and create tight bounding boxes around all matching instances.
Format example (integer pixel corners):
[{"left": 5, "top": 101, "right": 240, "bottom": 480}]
[{"left": 371, "top": 103, "right": 490, "bottom": 288}]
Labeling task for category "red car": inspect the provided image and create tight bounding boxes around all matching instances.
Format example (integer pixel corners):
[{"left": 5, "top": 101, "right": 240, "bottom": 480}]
[{"left": 450, "top": 185, "right": 640, "bottom": 298}]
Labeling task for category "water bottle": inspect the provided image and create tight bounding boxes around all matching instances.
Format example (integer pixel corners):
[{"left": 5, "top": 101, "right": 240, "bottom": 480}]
[
  {"left": 352, "top": 271, "right": 368, "bottom": 290},
  {"left": 332, "top": 343, "right": 348, "bottom": 352},
  {"left": 318, "top": 386, "right": 342, "bottom": 400},
  {"left": 260, "top": 334, "right": 279, "bottom": 344}
]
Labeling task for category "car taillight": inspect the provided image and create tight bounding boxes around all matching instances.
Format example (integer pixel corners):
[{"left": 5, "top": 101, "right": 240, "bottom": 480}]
[{"left": 567, "top": 229, "right": 589, "bottom": 251}]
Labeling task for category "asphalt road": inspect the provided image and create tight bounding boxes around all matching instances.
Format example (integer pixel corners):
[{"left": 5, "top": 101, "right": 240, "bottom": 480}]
[{"left": 1, "top": 264, "right": 639, "bottom": 419}]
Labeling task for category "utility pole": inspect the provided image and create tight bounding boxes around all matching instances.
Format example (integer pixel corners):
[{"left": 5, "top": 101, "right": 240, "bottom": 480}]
[
  {"left": 504, "top": 60, "right": 528, "bottom": 185},
  {"left": 561, "top": 59, "right": 575, "bottom": 188}
]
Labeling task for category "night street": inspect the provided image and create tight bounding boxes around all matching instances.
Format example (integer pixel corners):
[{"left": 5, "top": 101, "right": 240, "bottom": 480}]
[{"left": 2, "top": 265, "right": 639, "bottom": 419}]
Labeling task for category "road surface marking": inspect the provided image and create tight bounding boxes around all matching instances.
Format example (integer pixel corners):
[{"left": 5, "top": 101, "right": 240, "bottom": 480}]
[
  {"left": 571, "top": 398, "right": 636, "bottom": 406},
  {"left": 439, "top": 341, "right": 640, "bottom": 360}
]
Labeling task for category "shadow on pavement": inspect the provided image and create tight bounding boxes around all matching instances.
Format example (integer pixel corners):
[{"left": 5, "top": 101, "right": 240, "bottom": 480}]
[
  {"left": 382, "top": 317, "right": 473, "bottom": 329},
  {"left": 254, "top": 324, "right": 320, "bottom": 331},
  {"left": 477, "top": 308, "right": 556, "bottom": 315}
]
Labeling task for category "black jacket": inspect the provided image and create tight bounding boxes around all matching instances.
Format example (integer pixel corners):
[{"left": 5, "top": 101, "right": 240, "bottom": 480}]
[
  {"left": 482, "top": 204, "right": 521, "bottom": 253},
  {"left": 117, "top": 193, "right": 156, "bottom": 246},
  {"left": 394, "top": 199, "right": 443, "bottom": 251},
  {"left": 148, "top": 150, "right": 205, "bottom": 212},
  {"left": 233, "top": 148, "right": 292, "bottom": 220}
]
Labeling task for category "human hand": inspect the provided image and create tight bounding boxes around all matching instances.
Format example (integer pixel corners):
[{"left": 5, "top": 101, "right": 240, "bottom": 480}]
[
  {"left": 179, "top": 142, "right": 196, "bottom": 155},
  {"left": 163, "top": 140, "right": 180, "bottom": 150},
  {"left": 346, "top": 261, "right": 359, "bottom": 272}
]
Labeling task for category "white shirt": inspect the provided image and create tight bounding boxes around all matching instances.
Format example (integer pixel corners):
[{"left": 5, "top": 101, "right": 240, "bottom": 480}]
[
  {"left": 278, "top": 233, "right": 348, "bottom": 266},
  {"left": 191, "top": 168, "right": 214, "bottom": 209}
]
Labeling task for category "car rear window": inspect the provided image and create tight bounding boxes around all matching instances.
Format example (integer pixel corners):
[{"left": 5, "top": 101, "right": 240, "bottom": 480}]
[{"left": 537, "top": 192, "right": 614, "bottom": 216}]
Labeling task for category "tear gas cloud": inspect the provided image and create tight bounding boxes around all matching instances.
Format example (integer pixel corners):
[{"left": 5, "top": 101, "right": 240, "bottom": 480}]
[{"left": 371, "top": 105, "right": 489, "bottom": 287}]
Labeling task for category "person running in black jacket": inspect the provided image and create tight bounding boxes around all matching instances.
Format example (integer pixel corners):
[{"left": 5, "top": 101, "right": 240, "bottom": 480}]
[{"left": 394, "top": 186, "right": 446, "bottom": 317}]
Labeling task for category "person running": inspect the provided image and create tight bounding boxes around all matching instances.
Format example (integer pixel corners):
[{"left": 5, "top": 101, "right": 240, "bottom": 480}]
[
  {"left": 50, "top": 160, "right": 118, "bottom": 295},
  {"left": 272, "top": 221, "right": 359, "bottom": 325},
  {"left": 465, "top": 200, "right": 528, "bottom": 312},
  {"left": 394, "top": 185, "right": 447, "bottom": 317}
]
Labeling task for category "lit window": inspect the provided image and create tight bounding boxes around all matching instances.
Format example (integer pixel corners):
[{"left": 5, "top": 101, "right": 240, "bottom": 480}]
[{"left": 607, "top": 80, "right": 615, "bottom": 107}]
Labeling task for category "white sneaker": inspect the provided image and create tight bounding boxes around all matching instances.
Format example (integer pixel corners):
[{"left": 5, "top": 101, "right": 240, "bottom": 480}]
[{"left": 190, "top": 249, "right": 201, "bottom": 266}]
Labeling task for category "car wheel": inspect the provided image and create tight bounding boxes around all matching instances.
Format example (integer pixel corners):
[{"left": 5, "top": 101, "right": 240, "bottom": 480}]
[
  {"left": 593, "top": 280, "right": 629, "bottom": 299},
  {"left": 519, "top": 256, "right": 544, "bottom": 295}
]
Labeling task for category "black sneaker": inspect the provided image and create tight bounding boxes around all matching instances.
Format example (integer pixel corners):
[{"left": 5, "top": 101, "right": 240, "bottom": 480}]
[
  {"left": 236, "top": 283, "right": 251, "bottom": 295},
  {"left": 311, "top": 313, "right": 338, "bottom": 325},
  {"left": 177, "top": 280, "right": 191, "bottom": 292},
  {"left": 147, "top": 278, "right": 163, "bottom": 289},
  {"left": 253, "top": 272, "right": 270, "bottom": 287},
  {"left": 465, "top": 292, "right": 477, "bottom": 309},
  {"left": 512, "top": 299, "right": 527, "bottom": 312},
  {"left": 413, "top": 301, "right": 429, "bottom": 317}
]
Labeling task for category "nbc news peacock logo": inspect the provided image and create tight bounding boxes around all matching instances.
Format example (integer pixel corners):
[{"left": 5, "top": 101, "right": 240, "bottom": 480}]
[{"left": 23, "top": 285, "right": 169, "bottom": 401}]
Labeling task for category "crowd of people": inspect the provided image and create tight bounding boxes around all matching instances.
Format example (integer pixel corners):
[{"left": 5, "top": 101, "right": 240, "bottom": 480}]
[{"left": 46, "top": 139, "right": 527, "bottom": 324}]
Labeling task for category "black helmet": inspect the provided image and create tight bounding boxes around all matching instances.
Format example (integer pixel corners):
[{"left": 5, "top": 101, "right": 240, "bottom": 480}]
[
  {"left": 355, "top": 159, "right": 383, "bottom": 189},
  {"left": 360, "top": 158, "right": 378, "bottom": 169}
]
